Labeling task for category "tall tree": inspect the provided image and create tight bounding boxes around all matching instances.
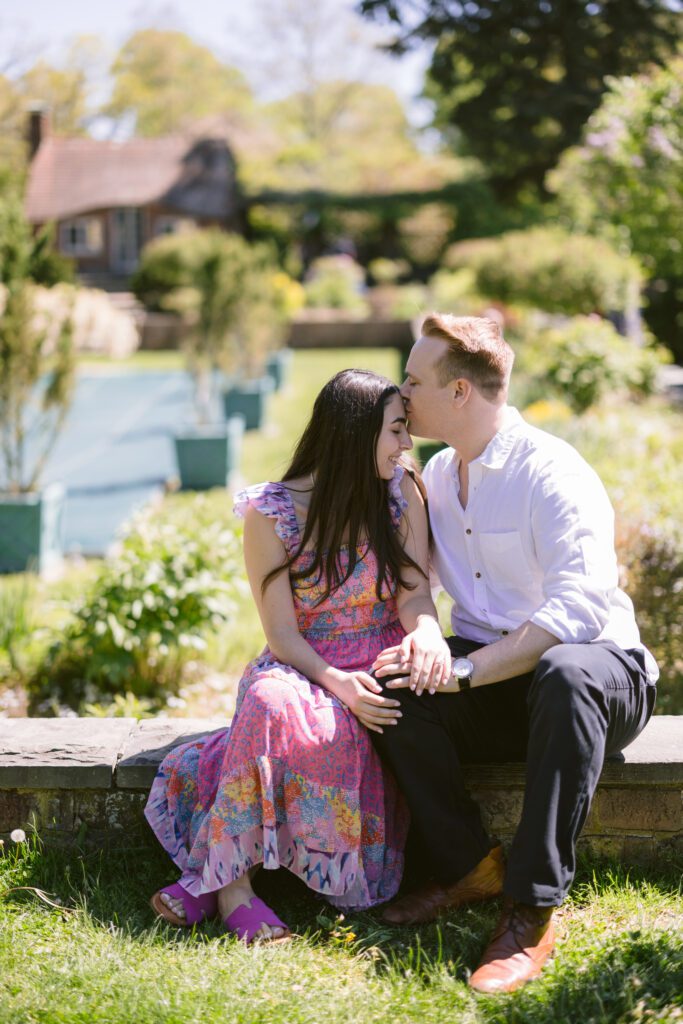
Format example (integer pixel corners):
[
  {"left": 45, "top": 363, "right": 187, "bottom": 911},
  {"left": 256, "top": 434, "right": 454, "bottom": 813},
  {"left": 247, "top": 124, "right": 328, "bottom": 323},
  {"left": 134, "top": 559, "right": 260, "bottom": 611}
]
[
  {"left": 252, "top": 80, "right": 452, "bottom": 192},
  {"left": 105, "top": 30, "right": 253, "bottom": 136},
  {"left": 19, "top": 60, "right": 89, "bottom": 136},
  {"left": 359, "top": 0, "right": 682, "bottom": 196}
]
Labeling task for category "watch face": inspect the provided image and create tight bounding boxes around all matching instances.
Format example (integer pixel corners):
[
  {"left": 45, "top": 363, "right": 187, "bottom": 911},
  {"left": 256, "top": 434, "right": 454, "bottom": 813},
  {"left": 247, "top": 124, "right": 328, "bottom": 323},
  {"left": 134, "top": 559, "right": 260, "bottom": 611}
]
[{"left": 451, "top": 657, "right": 474, "bottom": 680}]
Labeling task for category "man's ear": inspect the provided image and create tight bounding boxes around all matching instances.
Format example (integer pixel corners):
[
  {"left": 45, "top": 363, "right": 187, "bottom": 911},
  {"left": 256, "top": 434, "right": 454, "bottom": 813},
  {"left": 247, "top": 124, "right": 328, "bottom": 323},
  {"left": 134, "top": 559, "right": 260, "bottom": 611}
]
[{"left": 452, "top": 377, "right": 472, "bottom": 406}]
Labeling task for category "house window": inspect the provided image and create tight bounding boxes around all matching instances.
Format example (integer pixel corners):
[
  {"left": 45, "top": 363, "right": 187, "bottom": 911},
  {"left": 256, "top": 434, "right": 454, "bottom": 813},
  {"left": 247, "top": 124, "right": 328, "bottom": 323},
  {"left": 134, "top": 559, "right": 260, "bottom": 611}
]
[
  {"left": 60, "top": 217, "right": 103, "bottom": 256},
  {"left": 154, "top": 215, "right": 196, "bottom": 236}
]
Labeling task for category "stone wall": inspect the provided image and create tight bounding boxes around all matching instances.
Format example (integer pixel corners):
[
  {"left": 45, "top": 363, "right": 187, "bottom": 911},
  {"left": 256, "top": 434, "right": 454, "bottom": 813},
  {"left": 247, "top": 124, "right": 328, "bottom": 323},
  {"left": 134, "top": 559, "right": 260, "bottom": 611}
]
[{"left": 1, "top": 716, "right": 681, "bottom": 860}]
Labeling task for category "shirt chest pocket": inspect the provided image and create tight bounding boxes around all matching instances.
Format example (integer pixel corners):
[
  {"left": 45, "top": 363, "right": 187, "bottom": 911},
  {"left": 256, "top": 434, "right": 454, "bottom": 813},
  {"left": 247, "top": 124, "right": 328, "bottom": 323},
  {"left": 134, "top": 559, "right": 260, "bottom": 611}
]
[{"left": 478, "top": 531, "right": 533, "bottom": 589}]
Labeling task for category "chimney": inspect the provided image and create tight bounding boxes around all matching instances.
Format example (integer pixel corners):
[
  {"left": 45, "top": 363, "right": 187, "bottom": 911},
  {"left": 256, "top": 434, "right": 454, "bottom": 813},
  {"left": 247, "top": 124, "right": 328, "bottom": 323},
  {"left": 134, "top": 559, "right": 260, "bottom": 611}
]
[{"left": 27, "top": 106, "right": 50, "bottom": 160}]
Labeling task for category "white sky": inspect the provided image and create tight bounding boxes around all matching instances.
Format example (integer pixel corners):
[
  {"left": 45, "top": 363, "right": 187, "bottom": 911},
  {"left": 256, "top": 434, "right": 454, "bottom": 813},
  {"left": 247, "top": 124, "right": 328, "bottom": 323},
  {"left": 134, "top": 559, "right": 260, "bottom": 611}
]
[{"left": 0, "top": 0, "right": 433, "bottom": 124}]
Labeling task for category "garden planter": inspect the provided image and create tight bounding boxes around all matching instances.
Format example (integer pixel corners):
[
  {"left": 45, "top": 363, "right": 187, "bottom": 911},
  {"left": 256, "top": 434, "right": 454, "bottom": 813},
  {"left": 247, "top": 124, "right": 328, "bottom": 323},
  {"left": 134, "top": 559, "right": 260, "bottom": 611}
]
[
  {"left": 0, "top": 482, "right": 65, "bottom": 575},
  {"left": 174, "top": 416, "right": 245, "bottom": 491},
  {"left": 221, "top": 377, "right": 274, "bottom": 431},
  {"left": 265, "top": 349, "right": 293, "bottom": 392}
]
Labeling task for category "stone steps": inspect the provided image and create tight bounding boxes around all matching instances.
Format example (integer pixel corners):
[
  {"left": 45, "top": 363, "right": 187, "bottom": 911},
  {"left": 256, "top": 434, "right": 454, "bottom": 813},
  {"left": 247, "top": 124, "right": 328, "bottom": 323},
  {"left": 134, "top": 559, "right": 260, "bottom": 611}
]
[{"left": 1, "top": 716, "right": 681, "bottom": 860}]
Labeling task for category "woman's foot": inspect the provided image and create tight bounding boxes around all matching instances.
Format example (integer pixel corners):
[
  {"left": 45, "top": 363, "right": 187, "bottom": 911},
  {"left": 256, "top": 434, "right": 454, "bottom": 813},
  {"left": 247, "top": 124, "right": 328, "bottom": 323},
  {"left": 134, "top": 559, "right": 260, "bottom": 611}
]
[
  {"left": 151, "top": 882, "right": 217, "bottom": 926},
  {"left": 218, "top": 871, "right": 289, "bottom": 942}
]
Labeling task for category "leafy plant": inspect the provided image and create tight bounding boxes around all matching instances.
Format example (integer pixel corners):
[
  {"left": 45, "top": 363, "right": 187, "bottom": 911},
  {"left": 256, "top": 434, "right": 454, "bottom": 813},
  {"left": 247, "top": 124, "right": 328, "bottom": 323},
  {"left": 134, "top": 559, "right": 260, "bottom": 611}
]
[
  {"left": 0, "top": 574, "right": 35, "bottom": 678},
  {"left": 445, "top": 227, "right": 643, "bottom": 319},
  {"left": 303, "top": 255, "right": 368, "bottom": 315},
  {"left": 617, "top": 521, "right": 683, "bottom": 716},
  {"left": 540, "top": 317, "right": 665, "bottom": 414},
  {"left": 0, "top": 198, "right": 76, "bottom": 493},
  {"left": 30, "top": 498, "right": 246, "bottom": 712},
  {"left": 550, "top": 56, "right": 683, "bottom": 361},
  {"left": 132, "top": 229, "right": 285, "bottom": 421}
]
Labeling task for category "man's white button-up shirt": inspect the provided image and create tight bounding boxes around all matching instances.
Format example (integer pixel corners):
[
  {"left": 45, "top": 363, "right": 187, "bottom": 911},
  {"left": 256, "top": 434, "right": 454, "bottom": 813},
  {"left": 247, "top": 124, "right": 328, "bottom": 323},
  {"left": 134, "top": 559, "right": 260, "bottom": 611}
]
[{"left": 422, "top": 407, "right": 658, "bottom": 682}]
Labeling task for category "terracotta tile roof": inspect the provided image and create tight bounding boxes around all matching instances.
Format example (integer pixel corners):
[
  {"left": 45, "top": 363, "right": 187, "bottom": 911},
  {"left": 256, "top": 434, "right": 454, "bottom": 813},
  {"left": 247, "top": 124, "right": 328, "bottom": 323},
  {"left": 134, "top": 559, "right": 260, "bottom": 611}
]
[{"left": 25, "top": 135, "right": 238, "bottom": 223}]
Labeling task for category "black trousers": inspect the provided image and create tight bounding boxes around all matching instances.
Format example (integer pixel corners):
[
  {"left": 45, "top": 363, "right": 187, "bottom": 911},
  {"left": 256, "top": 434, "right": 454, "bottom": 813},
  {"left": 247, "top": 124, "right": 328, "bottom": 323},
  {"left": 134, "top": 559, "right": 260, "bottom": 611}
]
[{"left": 372, "top": 637, "right": 656, "bottom": 907}]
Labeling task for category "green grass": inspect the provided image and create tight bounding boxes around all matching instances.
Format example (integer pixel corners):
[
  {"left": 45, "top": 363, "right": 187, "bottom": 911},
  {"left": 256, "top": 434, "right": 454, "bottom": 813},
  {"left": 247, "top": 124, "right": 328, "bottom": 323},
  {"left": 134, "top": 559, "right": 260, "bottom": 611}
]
[
  {"left": 0, "top": 835, "right": 681, "bottom": 1024},
  {"left": 77, "top": 350, "right": 185, "bottom": 372}
]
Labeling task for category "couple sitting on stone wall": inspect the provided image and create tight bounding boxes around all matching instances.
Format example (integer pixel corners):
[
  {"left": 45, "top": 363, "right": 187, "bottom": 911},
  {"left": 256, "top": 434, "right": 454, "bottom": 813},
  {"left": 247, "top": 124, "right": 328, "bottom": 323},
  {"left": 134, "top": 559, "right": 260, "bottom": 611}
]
[{"left": 146, "top": 313, "right": 657, "bottom": 994}]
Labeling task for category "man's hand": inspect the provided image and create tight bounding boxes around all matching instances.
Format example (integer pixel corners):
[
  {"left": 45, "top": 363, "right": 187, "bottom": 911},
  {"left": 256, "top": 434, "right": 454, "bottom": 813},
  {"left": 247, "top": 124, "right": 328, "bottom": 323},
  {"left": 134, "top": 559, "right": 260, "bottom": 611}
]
[
  {"left": 372, "top": 620, "right": 451, "bottom": 695},
  {"left": 332, "top": 671, "right": 403, "bottom": 734}
]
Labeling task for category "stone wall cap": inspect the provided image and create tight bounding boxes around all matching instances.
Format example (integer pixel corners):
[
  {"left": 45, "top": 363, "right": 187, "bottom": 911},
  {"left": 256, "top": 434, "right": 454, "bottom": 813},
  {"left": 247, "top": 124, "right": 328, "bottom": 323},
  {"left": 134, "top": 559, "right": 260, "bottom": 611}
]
[
  {"left": 0, "top": 718, "right": 135, "bottom": 790},
  {"left": 116, "top": 718, "right": 225, "bottom": 789}
]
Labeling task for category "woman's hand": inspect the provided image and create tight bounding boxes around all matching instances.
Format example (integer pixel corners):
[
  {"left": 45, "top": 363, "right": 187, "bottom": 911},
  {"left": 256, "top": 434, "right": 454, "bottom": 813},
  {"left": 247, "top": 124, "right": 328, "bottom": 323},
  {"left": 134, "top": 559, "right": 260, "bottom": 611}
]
[
  {"left": 332, "top": 671, "right": 403, "bottom": 734},
  {"left": 372, "top": 620, "right": 451, "bottom": 695}
]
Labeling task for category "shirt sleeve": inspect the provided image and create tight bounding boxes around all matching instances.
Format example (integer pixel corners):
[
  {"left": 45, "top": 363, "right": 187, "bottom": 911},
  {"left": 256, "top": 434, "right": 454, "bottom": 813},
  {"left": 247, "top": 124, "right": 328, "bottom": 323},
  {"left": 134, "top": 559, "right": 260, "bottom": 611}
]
[{"left": 528, "top": 457, "right": 618, "bottom": 644}]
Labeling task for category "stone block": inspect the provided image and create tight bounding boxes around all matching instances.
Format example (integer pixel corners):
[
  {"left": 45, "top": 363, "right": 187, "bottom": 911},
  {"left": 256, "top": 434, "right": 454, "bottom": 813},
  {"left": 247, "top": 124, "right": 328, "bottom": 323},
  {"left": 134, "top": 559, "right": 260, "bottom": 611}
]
[
  {"left": 589, "top": 787, "right": 682, "bottom": 833},
  {"left": 0, "top": 718, "right": 134, "bottom": 789},
  {"left": 472, "top": 786, "right": 525, "bottom": 834},
  {"left": 116, "top": 719, "right": 223, "bottom": 789},
  {"left": 601, "top": 716, "right": 683, "bottom": 784},
  {"left": 0, "top": 788, "right": 150, "bottom": 846}
]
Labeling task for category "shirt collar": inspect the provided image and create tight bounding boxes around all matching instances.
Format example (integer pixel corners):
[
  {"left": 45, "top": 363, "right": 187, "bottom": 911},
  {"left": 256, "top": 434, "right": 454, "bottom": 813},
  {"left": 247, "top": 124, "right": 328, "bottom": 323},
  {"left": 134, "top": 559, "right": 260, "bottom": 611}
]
[{"left": 450, "top": 406, "right": 524, "bottom": 472}]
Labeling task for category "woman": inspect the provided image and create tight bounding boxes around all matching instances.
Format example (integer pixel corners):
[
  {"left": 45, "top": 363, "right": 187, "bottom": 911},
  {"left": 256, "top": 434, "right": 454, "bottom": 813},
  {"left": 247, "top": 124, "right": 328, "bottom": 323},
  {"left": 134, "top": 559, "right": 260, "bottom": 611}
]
[{"left": 146, "top": 369, "right": 451, "bottom": 942}]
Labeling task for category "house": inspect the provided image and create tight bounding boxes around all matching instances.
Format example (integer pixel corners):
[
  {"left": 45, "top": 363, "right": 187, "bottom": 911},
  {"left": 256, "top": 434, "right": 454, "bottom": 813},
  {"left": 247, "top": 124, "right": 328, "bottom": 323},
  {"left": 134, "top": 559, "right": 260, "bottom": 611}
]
[{"left": 24, "top": 110, "right": 243, "bottom": 278}]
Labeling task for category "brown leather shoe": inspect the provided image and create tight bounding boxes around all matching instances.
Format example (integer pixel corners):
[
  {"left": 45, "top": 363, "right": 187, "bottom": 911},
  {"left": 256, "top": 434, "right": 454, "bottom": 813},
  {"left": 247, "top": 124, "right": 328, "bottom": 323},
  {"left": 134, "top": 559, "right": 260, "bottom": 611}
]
[
  {"left": 381, "top": 845, "right": 505, "bottom": 925},
  {"left": 468, "top": 899, "right": 556, "bottom": 994}
]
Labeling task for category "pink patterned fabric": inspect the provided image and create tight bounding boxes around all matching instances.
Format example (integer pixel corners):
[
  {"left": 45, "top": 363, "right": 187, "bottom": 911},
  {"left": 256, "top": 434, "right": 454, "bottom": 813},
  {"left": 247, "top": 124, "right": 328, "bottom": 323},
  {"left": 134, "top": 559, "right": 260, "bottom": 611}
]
[{"left": 145, "top": 470, "right": 410, "bottom": 909}]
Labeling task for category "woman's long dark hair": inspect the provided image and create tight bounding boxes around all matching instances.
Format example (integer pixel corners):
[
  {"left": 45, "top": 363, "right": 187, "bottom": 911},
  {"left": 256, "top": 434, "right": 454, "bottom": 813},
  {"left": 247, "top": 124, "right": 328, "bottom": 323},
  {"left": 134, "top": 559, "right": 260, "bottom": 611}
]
[{"left": 262, "top": 368, "right": 425, "bottom": 604}]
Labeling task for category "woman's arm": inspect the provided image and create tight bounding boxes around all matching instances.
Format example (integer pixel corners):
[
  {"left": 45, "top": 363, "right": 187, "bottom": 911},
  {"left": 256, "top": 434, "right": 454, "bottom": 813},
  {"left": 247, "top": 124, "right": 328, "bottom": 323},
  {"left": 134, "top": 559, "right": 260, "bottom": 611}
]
[
  {"left": 390, "top": 472, "right": 451, "bottom": 693},
  {"left": 243, "top": 505, "right": 402, "bottom": 733}
]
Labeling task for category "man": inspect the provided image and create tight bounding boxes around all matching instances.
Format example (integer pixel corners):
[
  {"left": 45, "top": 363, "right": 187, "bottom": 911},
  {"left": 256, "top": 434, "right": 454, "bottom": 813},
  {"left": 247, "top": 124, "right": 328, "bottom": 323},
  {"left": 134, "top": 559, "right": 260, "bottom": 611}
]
[{"left": 372, "top": 313, "right": 658, "bottom": 994}]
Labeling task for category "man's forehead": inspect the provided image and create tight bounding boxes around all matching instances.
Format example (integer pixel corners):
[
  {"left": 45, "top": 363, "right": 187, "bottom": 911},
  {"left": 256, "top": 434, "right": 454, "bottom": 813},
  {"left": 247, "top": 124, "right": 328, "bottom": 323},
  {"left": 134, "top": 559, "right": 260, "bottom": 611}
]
[{"left": 407, "top": 335, "right": 446, "bottom": 377}]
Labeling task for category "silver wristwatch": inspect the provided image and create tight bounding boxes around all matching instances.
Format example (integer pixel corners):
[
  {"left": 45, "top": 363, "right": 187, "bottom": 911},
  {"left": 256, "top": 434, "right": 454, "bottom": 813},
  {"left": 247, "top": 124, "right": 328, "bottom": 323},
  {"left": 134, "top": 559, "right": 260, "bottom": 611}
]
[{"left": 451, "top": 657, "right": 474, "bottom": 692}]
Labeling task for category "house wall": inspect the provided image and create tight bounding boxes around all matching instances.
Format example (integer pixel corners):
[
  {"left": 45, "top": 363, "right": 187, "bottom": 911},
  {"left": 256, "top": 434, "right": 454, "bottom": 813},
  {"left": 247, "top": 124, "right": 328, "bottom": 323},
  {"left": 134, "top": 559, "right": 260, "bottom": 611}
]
[{"left": 49, "top": 205, "right": 237, "bottom": 279}]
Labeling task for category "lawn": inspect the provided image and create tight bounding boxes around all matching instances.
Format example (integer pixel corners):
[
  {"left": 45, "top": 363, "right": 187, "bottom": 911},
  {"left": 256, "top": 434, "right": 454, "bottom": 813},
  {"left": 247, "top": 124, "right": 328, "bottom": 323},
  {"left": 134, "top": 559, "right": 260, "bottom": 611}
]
[{"left": 0, "top": 833, "right": 681, "bottom": 1024}]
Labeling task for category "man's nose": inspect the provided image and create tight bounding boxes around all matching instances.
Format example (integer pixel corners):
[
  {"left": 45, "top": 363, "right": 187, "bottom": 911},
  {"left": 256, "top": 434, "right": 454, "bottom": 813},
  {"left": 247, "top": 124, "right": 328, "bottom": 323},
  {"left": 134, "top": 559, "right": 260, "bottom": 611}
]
[{"left": 399, "top": 381, "right": 410, "bottom": 399}]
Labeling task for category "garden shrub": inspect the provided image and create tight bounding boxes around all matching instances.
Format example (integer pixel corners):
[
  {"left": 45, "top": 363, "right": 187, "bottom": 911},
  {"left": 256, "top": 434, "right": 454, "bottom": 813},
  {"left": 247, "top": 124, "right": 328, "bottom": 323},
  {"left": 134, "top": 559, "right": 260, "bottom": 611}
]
[
  {"left": 303, "top": 255, "right": 368, "bottom": 315},
  {"left": 540, "top": 317, "right": 664, "bottom": 414},
  {"left": 428, "top": 267, "right": 485, "bottom": 315},
  {"left": 616, "top": 521, "right": 683, "bottom": 715},
  {"left": 130, "top": 233, "right": 190, "bottom": 311},
  {"left": 30, "top": 498, "right": 246, "bottom": 713},
  {"left": 444, "top": 228, "right": 642, "bottom": 318},
  {"left": 509, "top": 314, "right": 666, "bottom": 414}
]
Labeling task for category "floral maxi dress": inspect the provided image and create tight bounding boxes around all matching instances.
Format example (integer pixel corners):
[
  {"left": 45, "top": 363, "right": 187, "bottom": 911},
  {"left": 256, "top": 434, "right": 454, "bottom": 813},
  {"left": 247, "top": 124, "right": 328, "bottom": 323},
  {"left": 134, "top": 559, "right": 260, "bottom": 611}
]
[{"left": 144, "top": 474, "right": 410, "bottom": 909}]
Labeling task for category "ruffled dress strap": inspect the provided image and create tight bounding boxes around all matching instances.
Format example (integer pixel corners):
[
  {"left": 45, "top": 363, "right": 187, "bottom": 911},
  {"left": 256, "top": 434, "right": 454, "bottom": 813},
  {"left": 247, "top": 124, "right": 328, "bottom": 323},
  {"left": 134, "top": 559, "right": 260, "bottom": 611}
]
[
  {"left": 233, "top": 481, "right": 300, "bottom": 556},
  {"left": 388, "top": 465, "right": 409, "bottom": 530}
]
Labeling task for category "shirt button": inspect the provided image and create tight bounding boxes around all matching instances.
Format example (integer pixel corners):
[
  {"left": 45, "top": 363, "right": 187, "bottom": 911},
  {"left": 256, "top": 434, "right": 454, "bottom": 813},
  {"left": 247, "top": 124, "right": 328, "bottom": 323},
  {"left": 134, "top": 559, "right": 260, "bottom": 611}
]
[
  {"left": 475, "top": 571, "right": 481, "bottom": 579},
  {"left": 465, "top": 528, "right": 472, "bottom": 535}
]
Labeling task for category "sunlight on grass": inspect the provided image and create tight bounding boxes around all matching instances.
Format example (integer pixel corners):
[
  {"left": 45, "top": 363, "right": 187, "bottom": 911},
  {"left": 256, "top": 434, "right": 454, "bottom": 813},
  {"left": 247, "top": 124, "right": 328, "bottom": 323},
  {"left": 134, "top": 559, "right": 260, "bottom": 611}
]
[{"left": 1, "top": 835, "right": 681, "bottom": 1024}]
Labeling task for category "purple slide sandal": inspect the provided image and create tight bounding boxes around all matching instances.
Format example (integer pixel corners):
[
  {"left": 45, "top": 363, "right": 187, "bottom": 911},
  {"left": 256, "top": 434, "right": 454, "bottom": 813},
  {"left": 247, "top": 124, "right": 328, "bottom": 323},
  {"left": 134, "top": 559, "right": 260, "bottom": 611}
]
[
  {"left": 223, "top": 896, "right": 291, "bottom": 944},
  {"left": 150, "top": 881, "right": 218, "bottom": 927}
]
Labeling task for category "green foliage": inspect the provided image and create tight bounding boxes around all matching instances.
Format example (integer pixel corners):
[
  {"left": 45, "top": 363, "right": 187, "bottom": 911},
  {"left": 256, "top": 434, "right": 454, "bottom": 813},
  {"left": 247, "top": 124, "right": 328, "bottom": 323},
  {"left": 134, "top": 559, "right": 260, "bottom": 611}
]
[
  {"left": 360, "top": 0, "right": 681, "bottom": 197},
  {"left": 510, "top": 314, "right": 666, "bottom": 415},
  {"left": 105, "top": 29, "right": 253, "bottom": 135},
  {"left": 445, "top": 227, "right": 643, "bottom": 318},
  {"left": 30, "top": 499, "right": 245, "bottom": 713},
  {"left": 0, "top": 574, "right": 34, "bottom": 677},
  {"left": 551, "top": 57, "right": 683, "bottom": 360},
  {"left": 27, "top": 224, "right": 76, "bottom": 286},
  {"left": 367, "top": 258, "right": 409, "bottom": 285},
  {"left": 303, "top": 254, "right": 368, "bottom": 314},
  {"left": 427, "top": 267, "right": 484, "bottom": 315},
  {"left": 0, "top": 198, "right": 76, "bottom": 492},
  {"left": 534, "top": 317, "right": 664, "bottom": 414},
  {"left": 132, "top": 229, "right": 284, "bottom": 419},
  {"left": 619, "top": 522, "right": 683, "bottom": 715}
]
